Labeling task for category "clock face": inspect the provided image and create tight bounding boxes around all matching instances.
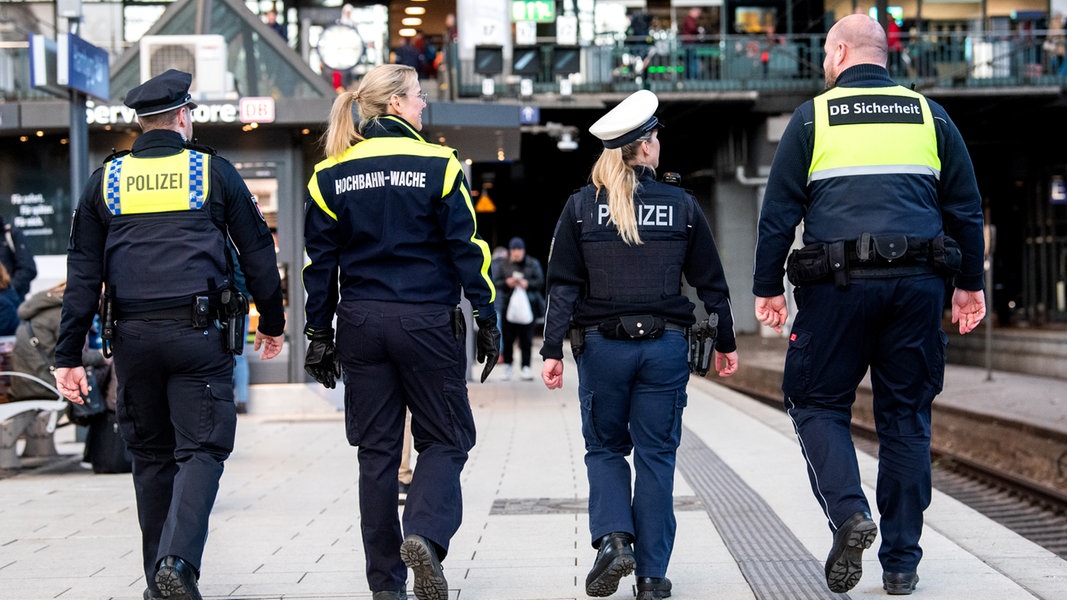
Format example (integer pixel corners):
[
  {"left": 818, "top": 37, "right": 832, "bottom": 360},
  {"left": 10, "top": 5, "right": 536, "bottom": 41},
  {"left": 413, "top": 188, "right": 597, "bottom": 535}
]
[{"left": 317, "top": 24, "right": 364, "bottom": 71}]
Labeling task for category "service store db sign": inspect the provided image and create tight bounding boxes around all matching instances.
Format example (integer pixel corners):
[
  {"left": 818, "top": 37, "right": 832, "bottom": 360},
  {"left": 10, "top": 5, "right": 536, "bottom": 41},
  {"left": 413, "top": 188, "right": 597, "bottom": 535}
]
[
  {"left": 239, "top": 97, "right": 275, "bottom": 123},
  {"left": 86, "top": 97, "right": 275, "bottom": 126}
]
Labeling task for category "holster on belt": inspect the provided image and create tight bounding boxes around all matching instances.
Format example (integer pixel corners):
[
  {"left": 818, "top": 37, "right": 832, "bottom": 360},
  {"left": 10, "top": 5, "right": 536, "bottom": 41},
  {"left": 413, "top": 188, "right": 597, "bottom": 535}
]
[
  {"left": 567, "top": 326, "right": 585, "bottom": 357},
  {"left": 688, "top": 315, "right": 718, "bottom": 376},
  {"left": 218, "top": 289, "right": 249, "bottom": 355},
  {"left": 451, "top": 305, "right": 466, "bottom": 341},
  {"left": 99, "top": 291, "right": 114, "bottom": 359}
]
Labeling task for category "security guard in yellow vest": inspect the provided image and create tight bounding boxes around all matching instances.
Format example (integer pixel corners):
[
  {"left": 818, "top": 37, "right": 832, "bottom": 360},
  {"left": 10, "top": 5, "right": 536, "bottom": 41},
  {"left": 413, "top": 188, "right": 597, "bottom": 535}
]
[
  {"left": 55, "top": 69, "right": 286, "bottom": 600},
  {"left": 753, "top": 15, "right": 986, "bottom": 596}
]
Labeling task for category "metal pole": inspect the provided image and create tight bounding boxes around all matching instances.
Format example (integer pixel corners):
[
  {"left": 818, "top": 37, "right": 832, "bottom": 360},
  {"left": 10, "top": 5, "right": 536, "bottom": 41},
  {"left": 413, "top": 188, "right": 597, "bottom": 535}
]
[
  {"left": 69, "top": 89, "right": 88, "bottom": 213},
  {"left": 985, "top": 254, "right": 994, "bottom": 381},
  {"left": 68, "top": 17, "right": 87, "bottom": 214},
  {"left": 984, "top": 223, "right": 996, "bottom": 382}
]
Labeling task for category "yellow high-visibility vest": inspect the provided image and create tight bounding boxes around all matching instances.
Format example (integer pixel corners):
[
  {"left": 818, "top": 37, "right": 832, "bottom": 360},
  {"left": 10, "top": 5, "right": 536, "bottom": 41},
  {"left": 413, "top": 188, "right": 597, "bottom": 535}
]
[
  {"left": 809, "top": 86, "right": 939, "bottom": 185},
  {"left": 103, "top": 150, "right": 209, "bottom": 215}
]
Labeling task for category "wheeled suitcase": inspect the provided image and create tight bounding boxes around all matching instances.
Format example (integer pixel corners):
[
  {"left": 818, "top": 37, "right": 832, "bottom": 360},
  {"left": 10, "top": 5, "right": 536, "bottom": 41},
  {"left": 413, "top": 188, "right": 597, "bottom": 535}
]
[{"left": 86, "top": 410, "right": 132, "bottom": 474}]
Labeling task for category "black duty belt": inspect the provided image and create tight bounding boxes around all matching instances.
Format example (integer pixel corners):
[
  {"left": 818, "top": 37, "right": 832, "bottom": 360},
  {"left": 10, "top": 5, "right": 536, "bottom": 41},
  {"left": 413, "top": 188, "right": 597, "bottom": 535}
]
[
  {"left": 115, "top": 306, "right": 191, "bottom": 320},
  {"left": 584, "top": 322, "right": 687, "bottom": 335}
]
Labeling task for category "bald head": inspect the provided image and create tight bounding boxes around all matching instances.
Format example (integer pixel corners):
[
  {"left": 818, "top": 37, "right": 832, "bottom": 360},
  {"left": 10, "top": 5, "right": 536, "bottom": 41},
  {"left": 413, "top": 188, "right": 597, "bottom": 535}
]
[{"left": 823, "top": 14, "right": 889, "bottom": 87}]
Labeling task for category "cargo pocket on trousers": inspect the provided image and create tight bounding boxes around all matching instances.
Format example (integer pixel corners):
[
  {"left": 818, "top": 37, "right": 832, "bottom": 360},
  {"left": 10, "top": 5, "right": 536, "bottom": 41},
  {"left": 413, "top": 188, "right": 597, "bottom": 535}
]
[
  {"left": 659, "top": 389, "right": 688, "bottom": 448},
  {"left": 782, "top": 327, "right": 813, "bottom": 400},
  {"left": 197, "top": 382, "right": 236, "bottom": 454},
  {"left": 928, "top": 329, "right": 948, "bottom": 395},
  {"left": 400, "top": 311, "right": 458, "bottom": 371},
  {"left": 578, "top": 385, "right": 603, "bottom": 446},
  {"left": 443, "top": 377, "right": 475, "bottom": 452}
]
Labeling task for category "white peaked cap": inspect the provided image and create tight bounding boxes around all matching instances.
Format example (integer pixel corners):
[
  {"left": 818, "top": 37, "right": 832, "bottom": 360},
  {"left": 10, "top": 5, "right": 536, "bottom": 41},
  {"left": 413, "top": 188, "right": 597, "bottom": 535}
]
[{"left": 588, "top": 89, "right": 661, "bottom": 149}]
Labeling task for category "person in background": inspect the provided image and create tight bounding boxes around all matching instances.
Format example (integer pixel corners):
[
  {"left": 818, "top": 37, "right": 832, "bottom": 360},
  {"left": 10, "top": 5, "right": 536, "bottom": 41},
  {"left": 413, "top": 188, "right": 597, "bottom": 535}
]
[
  {"left": 265, "top": 9, "right": 287, "bottom": 41},
  {"left": 302, "top": 63, "right": 499, "bottom": 600},
  {"left": 0, "top": 264, "right": 20, "bottom": 335},
  {"left": 887, "top": 17, "right": 905, "bottom": 76},
  {"left": 490, "top": 245, "right": 508, "bottom": 354},
  {"left": 540, "top": 89, "right": 738, "bottom": 600},
  {"left": 680, "top": 7, "right": 703, "bottom": 79},
  {"left": 393, "top": 36, "right": 420, "bottom": 70},
  {"left": 53, "top": 69, "right": 286, "bottom": 600},
  {"left": 493, "top": 237, "right": 544, "bottom": 381},
  {"left": 397, "top": 410, "right": 414, "bottom": 504},
  {"left": 753, "top": 15, "right": 986, "bottom": 596},
  {"left": 0, "top": 214, "right": 37, "bottom": 304}
]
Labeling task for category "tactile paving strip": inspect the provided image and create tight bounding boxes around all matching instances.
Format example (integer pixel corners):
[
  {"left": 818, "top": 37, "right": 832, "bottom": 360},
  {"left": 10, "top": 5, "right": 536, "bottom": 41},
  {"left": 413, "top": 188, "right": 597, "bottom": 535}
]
[
  {"left": 490, "top": 495, "right": 704, "bottom": 515},
  {"left": 678, "top": 424, "right": 849, "bottom": 600}
]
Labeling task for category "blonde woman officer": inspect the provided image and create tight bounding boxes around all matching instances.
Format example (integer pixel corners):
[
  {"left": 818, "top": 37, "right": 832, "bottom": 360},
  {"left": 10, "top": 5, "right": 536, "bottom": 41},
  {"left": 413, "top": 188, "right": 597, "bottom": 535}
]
[
  {"left": 303, "top": 64, "right": 500, "bottom": 600},
  {"left": 540, "top": 90, "right": 739, "bottom": 600}
]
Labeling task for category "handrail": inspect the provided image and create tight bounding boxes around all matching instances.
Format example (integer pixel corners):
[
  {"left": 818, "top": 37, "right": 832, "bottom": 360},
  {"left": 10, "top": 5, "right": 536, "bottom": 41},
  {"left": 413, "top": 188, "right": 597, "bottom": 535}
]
[
  {"left": 0, "top": 371, "right": 67, "bottom": 434},
  {"left": 3, "top": 30, "right": 1067, "bottom": 103}
]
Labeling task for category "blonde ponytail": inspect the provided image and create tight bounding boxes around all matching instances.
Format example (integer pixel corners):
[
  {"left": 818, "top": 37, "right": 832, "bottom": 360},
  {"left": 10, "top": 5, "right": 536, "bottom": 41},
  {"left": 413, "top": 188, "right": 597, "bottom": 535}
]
[{"left": 590, "top": 138, "right": 650, "bottom": 245}]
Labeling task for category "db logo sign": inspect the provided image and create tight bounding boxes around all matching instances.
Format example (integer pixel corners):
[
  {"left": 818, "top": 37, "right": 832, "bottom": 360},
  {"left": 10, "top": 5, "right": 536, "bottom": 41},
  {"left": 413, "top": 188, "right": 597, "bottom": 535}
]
[{"left": 239, "top": 97, "right": 275, "bottom": 124}]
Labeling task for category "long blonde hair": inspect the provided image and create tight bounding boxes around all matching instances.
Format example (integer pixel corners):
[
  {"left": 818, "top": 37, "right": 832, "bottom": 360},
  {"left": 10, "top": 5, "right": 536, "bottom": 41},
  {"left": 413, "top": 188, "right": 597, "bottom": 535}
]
[
  {"left": 589, "top": 136, "right": 651, "bottom": 245},
  {"left": 322, "top": 64, "right": 418, "bottom": 159}
]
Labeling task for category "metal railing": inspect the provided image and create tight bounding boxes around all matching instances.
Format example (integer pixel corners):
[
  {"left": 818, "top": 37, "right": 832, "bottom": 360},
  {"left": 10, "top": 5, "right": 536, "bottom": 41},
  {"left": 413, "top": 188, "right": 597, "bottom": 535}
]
[
  {"left": 450, "top": 30, "right": 1067, "bottom": 98},
  {"left": 4, "top": 30, "right": 1067, "bottom": 104}
]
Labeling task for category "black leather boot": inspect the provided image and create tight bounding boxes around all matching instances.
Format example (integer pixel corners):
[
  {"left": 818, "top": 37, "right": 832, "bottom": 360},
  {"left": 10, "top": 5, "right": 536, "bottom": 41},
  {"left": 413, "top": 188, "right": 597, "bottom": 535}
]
[
  {"left": 636, "top": 576, "right": 672, "bottom": 599},
  {"left": 585, "top": 532, "right": 636, "bottom": 597}
]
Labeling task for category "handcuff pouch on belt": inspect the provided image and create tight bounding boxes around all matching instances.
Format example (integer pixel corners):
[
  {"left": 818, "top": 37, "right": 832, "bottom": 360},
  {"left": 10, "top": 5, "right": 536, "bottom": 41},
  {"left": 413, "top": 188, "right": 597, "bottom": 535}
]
[
  {"left": 598, "top": 314, "right": 665, "bottom": 340},
  {"left": 688, "top": 314, "right": 718, "bottom": 376},
  {"left": 218, "top": 289, "right": 250, "bottom": 355},
  {"left": 930, "top": 235, "right": 963, "bottom": 276}
]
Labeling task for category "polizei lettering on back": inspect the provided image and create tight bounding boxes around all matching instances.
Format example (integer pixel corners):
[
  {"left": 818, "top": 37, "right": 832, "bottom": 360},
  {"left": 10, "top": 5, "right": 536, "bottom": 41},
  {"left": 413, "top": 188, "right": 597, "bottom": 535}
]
[
  {"left": 827, "top": 95, "right": 924, "bottom": 126},
  {"left": 598, "top": 204, "right": 674, "bottom": 227},
  {"left": 125, "top": 172, "right": 184, "bottom": 192}
]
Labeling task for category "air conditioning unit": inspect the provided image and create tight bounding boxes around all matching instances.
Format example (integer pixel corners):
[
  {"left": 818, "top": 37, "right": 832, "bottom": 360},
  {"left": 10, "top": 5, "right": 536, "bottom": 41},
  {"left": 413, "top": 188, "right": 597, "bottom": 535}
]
[{"left": 140, "top": 34, "right": 228, "bottom": 100}]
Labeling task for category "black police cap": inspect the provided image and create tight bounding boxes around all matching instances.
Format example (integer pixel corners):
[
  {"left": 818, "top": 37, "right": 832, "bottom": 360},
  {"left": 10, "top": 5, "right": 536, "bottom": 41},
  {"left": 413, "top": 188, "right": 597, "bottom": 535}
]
[{"left": 124, "top": 69, "right": 198, "bottom": 117}]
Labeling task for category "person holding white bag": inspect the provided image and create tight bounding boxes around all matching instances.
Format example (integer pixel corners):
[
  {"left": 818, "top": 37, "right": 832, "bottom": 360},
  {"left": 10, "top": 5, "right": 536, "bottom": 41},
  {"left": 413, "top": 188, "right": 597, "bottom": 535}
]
[{"left": 494, "top": 237, "right": 544, "bottom": 381}]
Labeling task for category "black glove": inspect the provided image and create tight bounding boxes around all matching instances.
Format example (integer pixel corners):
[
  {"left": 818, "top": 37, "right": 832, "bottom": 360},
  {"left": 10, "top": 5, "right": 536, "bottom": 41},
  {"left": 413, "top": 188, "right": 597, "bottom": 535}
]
[
  {"left": 475, "top": 317, "right": 501, "bottom": 383},
  {"left": 305, "top": 327, "right": 342, "bottom": 389}
]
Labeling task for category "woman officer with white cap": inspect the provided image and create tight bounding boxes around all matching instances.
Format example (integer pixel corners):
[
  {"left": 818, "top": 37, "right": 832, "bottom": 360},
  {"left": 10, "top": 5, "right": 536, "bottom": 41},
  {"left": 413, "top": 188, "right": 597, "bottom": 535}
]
[{"left": 539, "top": 90, "right": 739, "bottom": 600}]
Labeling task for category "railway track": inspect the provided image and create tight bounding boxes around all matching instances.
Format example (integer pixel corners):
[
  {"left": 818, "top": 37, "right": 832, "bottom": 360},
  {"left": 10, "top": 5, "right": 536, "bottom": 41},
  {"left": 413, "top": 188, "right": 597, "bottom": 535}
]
[
  {"left": 849, "top": 424, "right": 1067, "bottom": 560},
  {"left": 742, "top": 388, "right": 1067, "bottom": 561}
]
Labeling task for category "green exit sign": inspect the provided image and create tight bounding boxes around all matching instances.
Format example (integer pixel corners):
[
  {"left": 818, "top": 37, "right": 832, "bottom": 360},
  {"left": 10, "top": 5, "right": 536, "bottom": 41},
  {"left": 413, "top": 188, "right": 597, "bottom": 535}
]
[{"left": 513, "top": 0, "right": 556, "bottom": 23}]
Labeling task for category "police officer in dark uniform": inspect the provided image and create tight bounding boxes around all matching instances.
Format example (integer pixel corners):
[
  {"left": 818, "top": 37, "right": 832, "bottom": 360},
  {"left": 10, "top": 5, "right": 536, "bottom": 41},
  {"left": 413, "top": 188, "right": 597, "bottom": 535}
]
[
  {"left": 302, "top": 64, "right": 499, "bottom": 600},
  {"left": 753, "top": 15, "right": 986, "bottom": 596},
  {"left": 54, "top": 69, "right": 286, "bottom": 600},
  {"left": 540, "top": 90, "right": 738, "bottom": 600}
]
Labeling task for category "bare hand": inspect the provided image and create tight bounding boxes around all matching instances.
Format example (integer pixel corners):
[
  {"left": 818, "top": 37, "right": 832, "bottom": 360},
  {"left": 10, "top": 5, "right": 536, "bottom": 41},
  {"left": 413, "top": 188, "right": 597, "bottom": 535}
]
[
  {"left": 55, "top": 367, "right": 89, "bottom": 402},
  {"left": 951, "top": 288, "right": 986, "bottom": 335},
  {"left": 542, "top": 358, "right": 563, "bottom": 390},
  {"left": 254, "top": 331, "right": 285, "bottom": 360},
  {"left": 714, "top": 351, "right": 739, "bottom": 377},
  {"left": 755, "top": 295, "right": 789, "bottom": 333}
]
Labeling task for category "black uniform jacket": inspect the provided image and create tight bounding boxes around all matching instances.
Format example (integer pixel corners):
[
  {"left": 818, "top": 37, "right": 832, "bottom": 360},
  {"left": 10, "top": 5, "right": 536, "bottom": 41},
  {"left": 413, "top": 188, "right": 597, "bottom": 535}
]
[
  {"left": 541, "top": 166, "right": 736, "bottom": 360},
  {"left": 55, "top": 130, "right": 285, "bottom": 368},
  {"left": 303, "top": 115, "right": 496, "bottom": 334},
  {"left": 753, "top": 64, "right": 985, "bottom": 298}
]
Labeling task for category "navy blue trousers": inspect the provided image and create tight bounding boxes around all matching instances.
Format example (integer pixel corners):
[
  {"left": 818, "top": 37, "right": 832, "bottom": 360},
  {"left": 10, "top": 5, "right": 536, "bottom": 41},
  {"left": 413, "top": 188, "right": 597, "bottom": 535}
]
[
  {"left": 783, "top": 275, "right": 946, "bottom": 573},
  {"left": 112, "top": 318, "right": 236, "bottom": 585},
  {"left": 335, "top": 300, "right": 475, "bottom": 594},
  {"left": 576, "top": 330, "right": 689, "bottom": 579}
]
